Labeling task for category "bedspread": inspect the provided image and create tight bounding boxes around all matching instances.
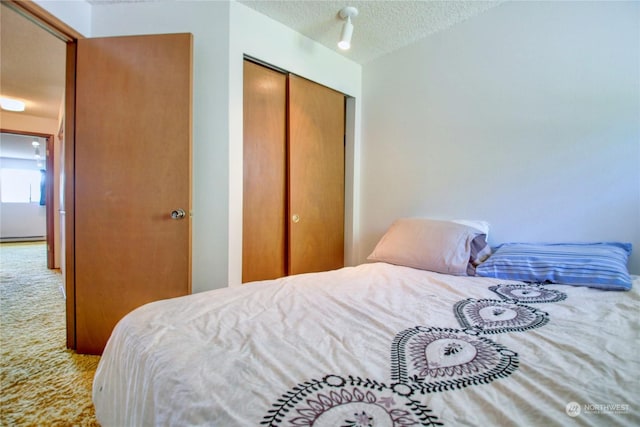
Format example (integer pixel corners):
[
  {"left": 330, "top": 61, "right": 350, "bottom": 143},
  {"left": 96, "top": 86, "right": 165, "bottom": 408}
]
[{"left": 93, "top": 263, "right": 640, "bottom": 426}]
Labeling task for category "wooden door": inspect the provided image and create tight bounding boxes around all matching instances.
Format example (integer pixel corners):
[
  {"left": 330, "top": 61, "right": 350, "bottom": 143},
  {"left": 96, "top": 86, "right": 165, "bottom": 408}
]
[
  {"left": 288, "top": 75, "right": 345, "bottom": 275},
  {"left": 71, "top": 34, "right": 192, "bottom": 354},
  {"left": 242, "top": 61, "right": 287, "bottom": 283}
]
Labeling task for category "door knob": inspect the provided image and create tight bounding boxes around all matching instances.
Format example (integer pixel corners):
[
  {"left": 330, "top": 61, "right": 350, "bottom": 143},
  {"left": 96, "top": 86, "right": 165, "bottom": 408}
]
[
  {"left": 292, "top": 214, "right": 300, "bottom": 223},
  {"left": 171, "top": 209, "right": 186, "bottom": 220}
]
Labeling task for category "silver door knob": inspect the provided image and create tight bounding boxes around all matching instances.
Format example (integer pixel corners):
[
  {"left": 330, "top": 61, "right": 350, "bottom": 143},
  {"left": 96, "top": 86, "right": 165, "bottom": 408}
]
[{"left": 171, "top": 209, "right": 186, "bottom": 220}]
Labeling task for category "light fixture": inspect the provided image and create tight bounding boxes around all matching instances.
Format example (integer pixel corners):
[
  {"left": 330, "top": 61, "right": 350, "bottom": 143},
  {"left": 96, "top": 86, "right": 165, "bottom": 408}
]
[
  {"left": 0, "top": 97, "right": 26, "bottom": 112},
  {"left": 338, "top": 6, "right": 358, "bottom": 50}
]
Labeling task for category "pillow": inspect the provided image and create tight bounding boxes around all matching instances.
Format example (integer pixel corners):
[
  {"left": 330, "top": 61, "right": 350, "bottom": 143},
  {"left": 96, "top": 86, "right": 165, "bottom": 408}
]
[
  {"left": 475, "top": 242, "right": 633, "bottom": 291},
  {"left": 367, "top": 218, "right": 489, "bottom": 276},
  {"left": 452, "top": 219, "right": 490, "bottom": 240},
  {"left": 468, "top": 234, "right": 492, "bottom": 274},
  {"left": 453, "top": 219, "right": 492, "bottom": 273}
]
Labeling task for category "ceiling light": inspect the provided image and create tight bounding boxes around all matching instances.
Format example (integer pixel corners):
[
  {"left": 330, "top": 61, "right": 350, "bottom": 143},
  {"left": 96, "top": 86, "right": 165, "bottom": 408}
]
[
  {"left": 0, "top": 97, "right": 26, "bottom": 112},
  {"left": 32, "top": 141, "right": 40, "bottom": 147},
  {"left": 338, "top": 6, "right": 358, "bottom": 50}
]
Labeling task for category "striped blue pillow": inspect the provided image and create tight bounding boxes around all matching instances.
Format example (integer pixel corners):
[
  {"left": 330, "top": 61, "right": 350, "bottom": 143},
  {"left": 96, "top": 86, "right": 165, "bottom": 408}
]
[{"left": 475, "top": 242, "right": 633, "bottom": 291}]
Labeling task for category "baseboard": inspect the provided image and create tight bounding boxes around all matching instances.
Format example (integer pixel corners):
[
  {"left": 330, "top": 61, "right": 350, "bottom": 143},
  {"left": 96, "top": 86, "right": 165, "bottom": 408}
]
[{"left": 0, "top": 236, "right": 46, "bottom": 242}]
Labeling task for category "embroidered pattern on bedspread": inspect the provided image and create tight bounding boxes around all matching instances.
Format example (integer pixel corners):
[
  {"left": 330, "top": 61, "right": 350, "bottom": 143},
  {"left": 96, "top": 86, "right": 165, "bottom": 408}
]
[
  {"left": 260, "top": 374, "right": 443, "bottom": 427},
  {"left": 488, "top": 283, "right": 567, "bottom": 304},
  {"left": 453, "top": 299, "right": 549, "bottom": 334},
  {"left": 390, "top": 326, "right": 519, "bottom": 394},
  {"left": 262, "top": 283, "right": 568, "bottom": 426}
]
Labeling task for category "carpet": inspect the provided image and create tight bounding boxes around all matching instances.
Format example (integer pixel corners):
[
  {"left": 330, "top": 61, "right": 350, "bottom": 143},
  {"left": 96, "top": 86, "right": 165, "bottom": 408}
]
[{"left": 0, "top": 242, "right": 100, "bottom": 426}]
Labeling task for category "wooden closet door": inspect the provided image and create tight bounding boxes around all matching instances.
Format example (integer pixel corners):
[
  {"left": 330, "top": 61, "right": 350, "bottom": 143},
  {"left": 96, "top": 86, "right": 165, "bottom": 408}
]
[
  {"left": 288, "top": 75, "right": 345, "bottom": 275},
  {"left": 242, "top": 61, "right": 287, "bottom": 282}
]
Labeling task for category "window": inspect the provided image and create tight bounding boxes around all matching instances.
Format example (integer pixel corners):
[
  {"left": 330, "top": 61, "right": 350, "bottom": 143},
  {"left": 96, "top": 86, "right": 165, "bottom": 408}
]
[{"left": 0, "top": 168, "right": 45, "bottom": 204}]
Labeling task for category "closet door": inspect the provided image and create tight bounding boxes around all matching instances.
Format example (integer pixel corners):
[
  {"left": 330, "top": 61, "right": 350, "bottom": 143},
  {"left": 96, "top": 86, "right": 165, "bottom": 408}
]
[
  {"left": 242, "top": 61, "right": 287, "bottom": 282},
  {"left": 288, "top": 75, "right": 345, "bottom": 275}
]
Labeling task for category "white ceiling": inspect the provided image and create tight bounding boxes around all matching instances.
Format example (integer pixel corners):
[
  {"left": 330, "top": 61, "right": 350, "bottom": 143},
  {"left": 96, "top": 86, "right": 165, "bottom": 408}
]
[
  {"left": 237, "top": 0, "right": 502, "bottom": 64},
  {"left": 0, "top": 0, "right": 502, "bottom": 159},
  {"left": 86, "top": 0, "right": 503, "bottom": 63}
]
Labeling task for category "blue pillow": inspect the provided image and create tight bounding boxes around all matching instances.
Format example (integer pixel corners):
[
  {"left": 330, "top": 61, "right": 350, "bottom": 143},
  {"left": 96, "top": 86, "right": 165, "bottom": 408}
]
[{"left": 475, "top": 242, "right": 633, "bottom": 291}]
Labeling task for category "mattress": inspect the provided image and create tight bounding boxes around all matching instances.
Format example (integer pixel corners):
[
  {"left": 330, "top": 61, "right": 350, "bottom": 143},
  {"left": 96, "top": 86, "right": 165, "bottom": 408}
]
[{"left": 93, "top": 262, "right": 640, "bottom": 426}]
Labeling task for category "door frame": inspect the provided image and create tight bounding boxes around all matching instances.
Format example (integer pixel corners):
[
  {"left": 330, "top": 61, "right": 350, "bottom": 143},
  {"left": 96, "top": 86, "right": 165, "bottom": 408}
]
[
  {"left": 5, "top": 0, "right": 83, "bottom": 348},
  {"left": 0, "top": 128, "right": 55, "bottom": 268}
]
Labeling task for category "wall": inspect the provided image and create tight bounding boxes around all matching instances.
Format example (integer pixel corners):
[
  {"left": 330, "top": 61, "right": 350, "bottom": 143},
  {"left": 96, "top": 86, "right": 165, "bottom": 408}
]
[
  {"left": 35, "top": 0, "right": 231, "bottom": 289},
  {"left": 86, "top": 1, "right": 230, "bottom": 293},
  {"left": 360, "top": 1, "right": 640, "bottom": 273},
  {"left": 73, "top": 0, "right": 361, "bottom": 290},
  {"left": 0, "top": 203, "right": 45, "bottom": 239},
  {"left": 34, "top": 0, "right": 91, "bottom": 36},
  {"left": 0, "top": 157, "right": 46, "bottom": 239}
]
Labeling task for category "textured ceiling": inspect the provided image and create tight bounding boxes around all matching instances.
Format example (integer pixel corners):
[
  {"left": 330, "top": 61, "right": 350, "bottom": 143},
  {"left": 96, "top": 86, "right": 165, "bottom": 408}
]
[
  {"left": 237, "top": 0, "right": 502, "bottom": 64},
  {"left": 86, "top": 0, "right": 503, "bottom": 64}
]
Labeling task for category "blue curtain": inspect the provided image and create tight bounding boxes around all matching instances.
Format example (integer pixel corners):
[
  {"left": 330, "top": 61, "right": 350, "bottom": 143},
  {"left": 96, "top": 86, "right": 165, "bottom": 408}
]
[{"left": 39, "top": 169, "right": 46, "bottom": 205}]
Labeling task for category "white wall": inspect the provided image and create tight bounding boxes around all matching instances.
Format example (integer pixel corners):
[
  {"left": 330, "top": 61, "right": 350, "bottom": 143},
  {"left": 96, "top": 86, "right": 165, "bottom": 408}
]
[
  {"left": 88, "top": 1, "right": 231, "bottom": 293},
  {"left": 0, "top": 203, "right": 46, "bottom": 240},
  {"left": 361, "top": 1, "right": 640, "bottom": 273},
  {"left": 34, "top": 0, "right": 91, "bottom": 37},
  {"left": 0, "top": 203, "right": 46, "bottom": 239},
  {"left": 84, "top": 0, "right": 362, "bottom": 290},
  {"left": 0, "top": 157, "right": 46, "bottom": 240},
  {"left": 30, "top": 0, "right": 362, "bottom": 291}
]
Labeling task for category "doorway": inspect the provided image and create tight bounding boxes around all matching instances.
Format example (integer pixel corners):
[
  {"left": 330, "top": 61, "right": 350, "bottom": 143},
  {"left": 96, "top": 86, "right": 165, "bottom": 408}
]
[
  {"left": 0, "top": 2, "right": 67, "bottom": 270},
  {"left": 0, "top": 131, "right": 55, "bottom": 267},
  {"left": 3, "top": 2, "right": 195, "bottom": 355}
]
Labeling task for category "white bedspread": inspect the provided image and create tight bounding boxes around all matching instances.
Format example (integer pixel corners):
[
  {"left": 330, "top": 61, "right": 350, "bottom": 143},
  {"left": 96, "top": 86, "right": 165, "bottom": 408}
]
[{"left": 93, "top": 263, "right": 640, "bottom": 426}]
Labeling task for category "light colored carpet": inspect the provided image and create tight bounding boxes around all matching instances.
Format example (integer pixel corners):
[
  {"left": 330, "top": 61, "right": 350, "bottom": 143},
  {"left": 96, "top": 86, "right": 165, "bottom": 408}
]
[{"left": 0, "top": 242, "right": 100, "bottom": 426}]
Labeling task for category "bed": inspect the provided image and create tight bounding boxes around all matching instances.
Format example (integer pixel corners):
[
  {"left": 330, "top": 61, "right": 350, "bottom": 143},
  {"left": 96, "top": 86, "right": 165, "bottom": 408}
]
[{"left": 93, "top": 219, "right": 639, "bottom": 426}]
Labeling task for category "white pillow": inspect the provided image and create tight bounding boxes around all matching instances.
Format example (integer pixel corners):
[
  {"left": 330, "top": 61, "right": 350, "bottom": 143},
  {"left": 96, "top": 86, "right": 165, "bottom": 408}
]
[
  {"left": 367, "top": 218, "right": 489, "bottom": 276},
  {"left": 452, "top": 219, "right": 490, "bottom": 240}
]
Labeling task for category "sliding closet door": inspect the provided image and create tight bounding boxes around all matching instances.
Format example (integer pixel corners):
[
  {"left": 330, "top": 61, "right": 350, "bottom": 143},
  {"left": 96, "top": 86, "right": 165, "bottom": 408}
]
[
  {"left": 242, "top": 61, "right": 287, "bottom": 282},
  {"left": 288, "top": 75, "right": 345, "bottom": 275}
]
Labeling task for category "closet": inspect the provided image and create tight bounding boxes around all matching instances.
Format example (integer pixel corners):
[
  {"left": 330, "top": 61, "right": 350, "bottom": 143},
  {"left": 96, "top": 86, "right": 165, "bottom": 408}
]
[{"left": 243, "top": 59, "right": 345, "bottom": 283}]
